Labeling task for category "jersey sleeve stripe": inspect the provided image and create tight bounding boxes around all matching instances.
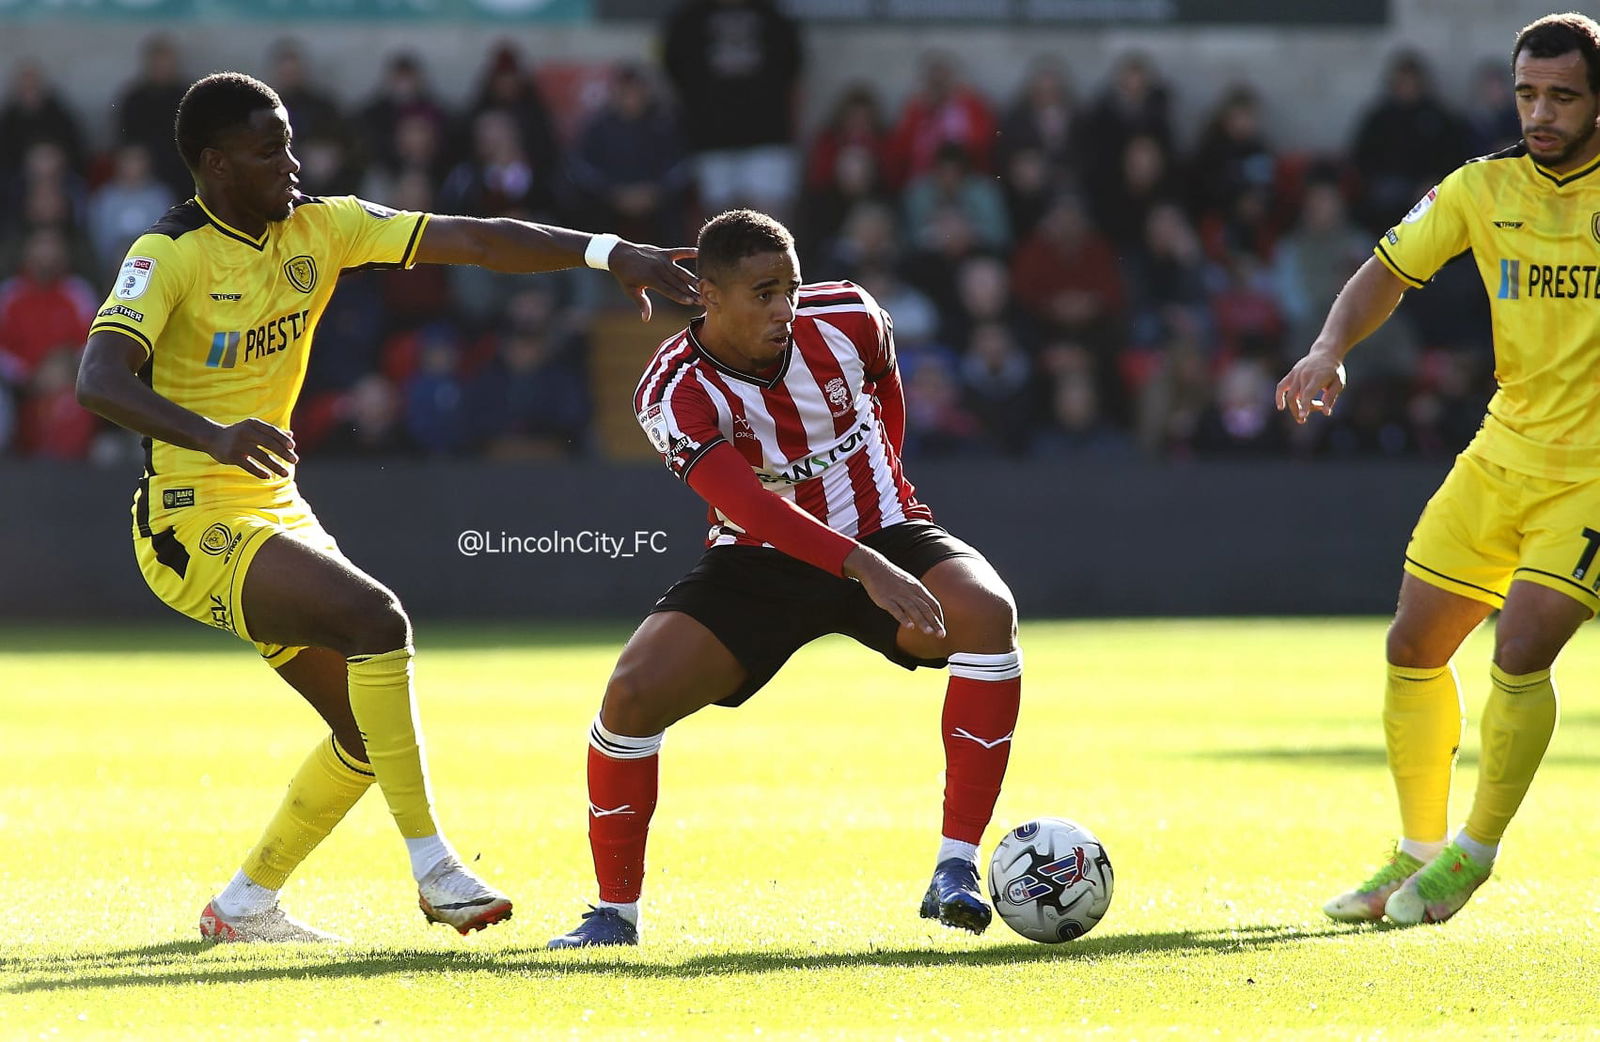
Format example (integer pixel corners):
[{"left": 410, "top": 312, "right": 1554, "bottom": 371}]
[
  {"left": 400, "top": 213, "right": 429, "bottom": 269},
  {"left": 1374, "top": 242, "right": 1428, "bottom": 288},
  {"left": 89, "top": 321, "right": 156, "bottom": 359}
]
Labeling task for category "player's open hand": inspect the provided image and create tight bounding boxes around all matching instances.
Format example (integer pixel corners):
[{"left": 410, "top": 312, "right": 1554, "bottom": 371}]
[
  {"left": 205, "top": 418, "right": 298, "bottom": 479},
  {"left": 843, "top": 546, "right": 947, "bottom": 638},
  {"left": 1275, "top": 349, "right": 1348, "bottom": 423},
  {"left": 609, "top": 244, "right": 700, "bottom": 321}
]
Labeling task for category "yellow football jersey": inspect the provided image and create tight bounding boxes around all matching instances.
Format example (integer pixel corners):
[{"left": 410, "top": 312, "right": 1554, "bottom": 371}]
[
  {"left": 1374, "top": 143, "right": 1600, "bottom": 481},
  {"left": 90, "top": 195, "right": 429, "bottom": 536}
]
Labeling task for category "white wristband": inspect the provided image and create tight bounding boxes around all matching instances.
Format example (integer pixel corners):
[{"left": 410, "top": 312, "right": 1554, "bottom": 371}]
[{"left": 585, "top": 233, "right": 621, "bottom": 271}]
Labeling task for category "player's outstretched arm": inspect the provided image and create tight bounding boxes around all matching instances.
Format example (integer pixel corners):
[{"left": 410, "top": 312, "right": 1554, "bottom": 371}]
[
  {"left": 76, "top": 330, "right": 298, "bottom": 479},
  {"left": 684, "top": 441, "right": 945, "bottom": 637},
  {"left": 1276, "top": 256, "right": 1408, "bottom": 423},
  {"left": 414, "top": 216, "right": 699, "bottom": 321}
]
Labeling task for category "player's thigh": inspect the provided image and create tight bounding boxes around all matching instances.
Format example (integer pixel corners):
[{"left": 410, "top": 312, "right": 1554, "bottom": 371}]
[
  {"left": 602, "top": 611, "right": 749, "bottom": 736},
  {"left": 898, "top": 553, "right": 1018, "bottom": 661},
  {"left": 240, "top": 529, "right": 408, "bottom": 654},
  {"left": 1388, "top": 572, "right": 1493, "bottom": 668},
  {"left": 1493, "top": 473, "right": 1600, "bottom": 670},
  {"left": 135, "top": 508, "right": 293, "bottom": 646},
  {"left": 273, "top": 645, "right": 366, "bottom": 760},
  {"left": 1399, "top": 453, "right": 1520, "bottom": 613}
]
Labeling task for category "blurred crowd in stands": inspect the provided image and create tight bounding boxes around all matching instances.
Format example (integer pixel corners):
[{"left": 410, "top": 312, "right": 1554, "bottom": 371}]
[{"left": 0, "top": 0, "right": 1519, "bottom": 465}]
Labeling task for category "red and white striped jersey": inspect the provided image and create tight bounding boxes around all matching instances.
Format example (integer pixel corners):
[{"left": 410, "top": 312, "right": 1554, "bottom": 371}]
[{"left": 635, "top": 280, "right": 932, "bottom": 549}]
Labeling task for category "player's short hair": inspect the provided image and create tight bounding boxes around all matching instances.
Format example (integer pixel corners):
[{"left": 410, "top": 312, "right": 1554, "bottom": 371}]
[
  {"left": 697, "top": 209, "right": 795, "bottom": 283},
  {"left": 174, "top": 72, "right": 283, "bottom": 172},
  {"left": 1514, "top": 13, "right": 1600, "bottom": 93}
]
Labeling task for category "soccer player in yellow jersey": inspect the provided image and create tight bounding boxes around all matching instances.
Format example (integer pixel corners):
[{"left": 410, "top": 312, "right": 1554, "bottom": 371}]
[
  {"left": 1278, "top": 13, "right": 1600, "bottom": 926},
  {"left": 75, "top": 72, "right": 698, "bottom": 942}
]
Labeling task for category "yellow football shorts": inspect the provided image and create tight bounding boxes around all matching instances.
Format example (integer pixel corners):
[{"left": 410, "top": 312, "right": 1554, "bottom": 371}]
[
  {"left": 1404, "top": 451, "right": 1600, "bottom": 616},
  {"left": 134, "top": 492, "right": 349, "bottom": 666}
]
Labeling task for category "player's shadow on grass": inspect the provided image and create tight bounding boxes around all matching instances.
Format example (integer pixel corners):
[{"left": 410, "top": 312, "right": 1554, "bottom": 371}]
[
  {"left": 1202, "top": 741, "right": 1600, "bottom": 768},
  {"left": 4, "top": 923, "right": 1364, "bottom": 993}
]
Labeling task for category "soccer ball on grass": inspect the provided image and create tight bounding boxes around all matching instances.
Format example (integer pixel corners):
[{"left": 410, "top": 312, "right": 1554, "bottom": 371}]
[{"left": 988, "top": 817, "right": 1114, "bottom": 942}]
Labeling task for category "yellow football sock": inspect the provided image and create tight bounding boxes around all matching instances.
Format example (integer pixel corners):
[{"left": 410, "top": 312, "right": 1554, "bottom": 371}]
[
  {"left": 1464, "top": 664, "right": 1558, "bottom": 846},
  {"left": 348, "top": 645, "right": 438, "bottom": 839},
  {"left": 1384, "top": 662, "right": 1464, "bottom": 844},
  {"left": 242, "top": 734, "right": 374, "bottom": 890}
]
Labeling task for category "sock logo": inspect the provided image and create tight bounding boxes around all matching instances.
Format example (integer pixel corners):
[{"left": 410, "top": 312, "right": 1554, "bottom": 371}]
[
  {"left": 589, "top": 803, "right": 636, "bottom": 817},
  {"left": 949, "top": 728, "right": 1013, "bottom": 750}
]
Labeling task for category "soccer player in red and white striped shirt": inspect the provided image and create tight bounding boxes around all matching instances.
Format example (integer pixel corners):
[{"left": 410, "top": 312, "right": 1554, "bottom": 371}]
[{"left": 548, "top": 210, "right": 1022, "bottom": 948}]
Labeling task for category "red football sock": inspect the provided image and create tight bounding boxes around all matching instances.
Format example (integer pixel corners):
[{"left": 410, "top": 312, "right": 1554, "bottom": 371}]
[
  {"left": 941, "top": 651, "right": 1023, "bottom": 845},
  {"left": 587, "top": 719, "right": 663, "bottom": 904}
]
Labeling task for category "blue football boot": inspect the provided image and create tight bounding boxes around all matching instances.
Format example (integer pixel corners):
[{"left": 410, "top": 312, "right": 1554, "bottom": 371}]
[
  {"left": 546, "top": 906, "right": 639, "bottom": 949},
  {"left": 919, "top": 858, "right": 992, "bottom": 934}
]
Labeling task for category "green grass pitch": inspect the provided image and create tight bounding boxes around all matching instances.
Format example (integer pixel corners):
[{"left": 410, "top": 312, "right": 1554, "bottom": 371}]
[{"left": 3, "top": 618, "right": 1598, "bottom": 1039}]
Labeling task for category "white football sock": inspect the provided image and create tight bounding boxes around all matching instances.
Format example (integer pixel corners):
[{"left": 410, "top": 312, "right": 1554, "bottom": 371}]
[
  {"left": 937, "top": 837, "right": 980, "bottom": 867},
  {"left": 407, "top": 833, "right": 454, "bottom": 880},
  {"left": 1398, "top": 837, "right": 1446, "bottom": 862},
  {"left": 597, "top": 900, "right": 639, "bottom": 926},
  {"left": 1453, "top": 829, "right": 1498, "bottom": 867},
  {"left": 215, "top": 870, "right": 278, "bottom": 918}
]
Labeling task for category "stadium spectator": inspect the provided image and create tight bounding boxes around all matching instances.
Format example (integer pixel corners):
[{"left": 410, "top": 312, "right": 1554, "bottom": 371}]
[
  {"left": 1097, "top": 133, "right": 1181, "bottom": 248},
  {"left": 269, "top": 39, "right": 345, "bottom": 146},
  {"left": 114, "top": 35, "right": 190, "bottom": 196},
  {"left": 1188, "top": 84, "right": 1278, "bottom": 259},
  {"left": 440, "top": 109, "right": 556, "bottom": 220},
  {"left": 1274, "top": 174, "right": 1391, "bottom": 355},
  {"left": 317, "top": 373, "right": 412, "bottom": 458},
  {"left": 0, "top": 227, "right": 95, "bottom": 385},
  {"left": 903, "top": 142, "right": 1010, "bottom": 255},
  {"left": 2, "top": 163, "right": 98, "bottom": 283},
  {"left": 885, "top": 52, "right": 998, "bottom": 189},
  {"left": 804, "top": 84, "right": 892, "bottom": 194},
  {"left": 662, "top": 0, "right": 804, "bottom": 219},
  {"left": 1035, "top": 342, "right": 1133, "bottom": 457},
  {"left": 568, "top": 64, "right": 690, "bottom": 246},
  {"left": 0, "top": 61, "right": 86, "bottom": 177},
  {"left": 88, "top": 145, "right": 176, "bottom": 282},
  {"left": 464, "top": 43, "right": 562, "bottom": 202},
  {"left": 799, "top": 87, "right": 893, "bottom": 260},
  {"left": 403, "top": 324, "right": 475, "bottom": 456},
  {"left": 1079, "top": 53, "right": 1174, "bottom": 233},
  {"left": 468, "top": 287, "right": 591, "bottom": 459},
  {"left": 1349, "top": 50, "right": 1469, "bottom": 231},
  {"left": 357, "top": 52, "right": 450, "bottom": 179},
  {"left": 1009, "top": 193, "right": 1125, "bottom": 358},
  {"left": 903, "top": 348, "right": 981, "bottom": 458},
  {"left": 16, "top": 345, "right": 96, "bottom": 460},
  {"left": 361, "top": 111, "right": 450, "bottom": 201},
  {"left": 996, "top": 57, "right": 1079, "bottom": 237},
  {"left": 1463, "top": 57, "right": 1522, "bottom": 157},
  {"left": 959, "top": 321, "right": 1036, "bottom": 456}
]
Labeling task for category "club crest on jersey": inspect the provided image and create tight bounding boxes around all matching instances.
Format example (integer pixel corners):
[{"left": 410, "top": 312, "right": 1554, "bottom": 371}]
[
  {"left": 825, "top": 377, "right": 851, "bottom": 417},
  {"left": 199, "top": 523, "right": 238, "bottom": 559},
  {"left": 283, "top": 255, "right": 318, "bottom": 293},
  {"left": 1402, "top": 187, "right": 1438, "bottom": 224},
  {"left": 116, "top": 256, "right": 155, "bottom": 300},
  {"left": 1590, "top": 212, "right": 1600, "bottom": 245},
  {"left": 732, "top": 414, "right": 757, "bottom": 441}
]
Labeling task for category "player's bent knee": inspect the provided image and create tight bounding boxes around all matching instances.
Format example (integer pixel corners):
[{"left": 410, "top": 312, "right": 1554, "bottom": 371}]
[
  {"left": 1492, "top": 634, "right": 1558, "bottom": 676},
  {"left": 337, "top": 586, "right": 411, "bottom": 656},
  {"left": 600, "top": 667, "right": 676, "bottom": 736},
  {"left": 945, "top": 583, "right": 1018, "bottom": 653}
]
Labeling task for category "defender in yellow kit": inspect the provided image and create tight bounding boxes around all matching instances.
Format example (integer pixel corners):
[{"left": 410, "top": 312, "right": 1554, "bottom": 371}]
[{"left": 77, "top": 72, "right": 698, "bottom": 942}]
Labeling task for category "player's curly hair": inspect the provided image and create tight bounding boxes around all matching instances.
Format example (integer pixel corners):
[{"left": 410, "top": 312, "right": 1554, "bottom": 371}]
[
  {"left": 1515, "top": 13, "right": 1600, "bottom": 93},
  {"left": 697, "top": 209, "right": 795, "bottom": 282},
  {"left": 174, "top": 72, "right": 283, "bottom": 173}
]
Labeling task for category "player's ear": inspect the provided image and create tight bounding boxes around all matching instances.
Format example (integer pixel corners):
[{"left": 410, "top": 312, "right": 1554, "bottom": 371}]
[
  {"left": 199, "top": 145, "right": 227, "bottom": 182},
  {"left": 700, "top": 275, "right": 722, "bottom": 312}
]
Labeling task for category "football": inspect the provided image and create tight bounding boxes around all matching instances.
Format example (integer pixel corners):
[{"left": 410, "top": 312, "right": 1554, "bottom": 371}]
[{"left": 988, "top": 818, "right": 1114, "bottom": 943}]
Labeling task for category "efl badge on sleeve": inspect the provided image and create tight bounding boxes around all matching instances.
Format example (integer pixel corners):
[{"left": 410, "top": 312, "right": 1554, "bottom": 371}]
[
  {"left": 640, "top": 404, "right": 671, "bottom": 453},
  {"left": 116, "top": 257, "right": 156, "bottom": 300},
  {"left": 283, "top": 255, "right": 318, "bottom": 293}
]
